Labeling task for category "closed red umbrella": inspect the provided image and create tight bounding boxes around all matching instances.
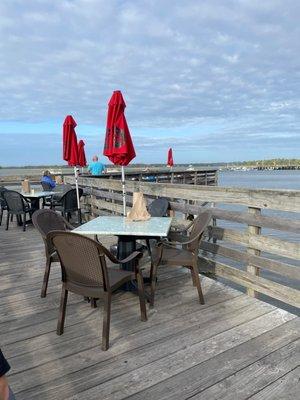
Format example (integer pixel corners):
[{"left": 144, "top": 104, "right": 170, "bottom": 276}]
[
  {"left": 167, "top": 148, "right": 174, "bottom": 167},
  {"left": 103, "top": 90, "right": 136, "bottom": 215},
  {"left": 63, "top": 115, "right": 79, "bottom": 166},
  {"left": 62, "top": 115, "right": 80, "bottom": 211},
  {"left": 78, "top": 140, "right": 87, "bottom": 167}
]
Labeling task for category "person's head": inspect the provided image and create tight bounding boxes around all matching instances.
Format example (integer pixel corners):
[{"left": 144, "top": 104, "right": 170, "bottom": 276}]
[
  {"left": 43, "top": 170, "right": 51, "bottom": 177},
  {"left": 92, "top": 155, "right": 99, "bottom": 162}
]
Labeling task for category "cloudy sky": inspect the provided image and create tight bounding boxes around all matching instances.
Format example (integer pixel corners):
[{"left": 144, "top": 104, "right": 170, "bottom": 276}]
[{"left": 0, "top": 0, "right": 299, "bottom": 166}]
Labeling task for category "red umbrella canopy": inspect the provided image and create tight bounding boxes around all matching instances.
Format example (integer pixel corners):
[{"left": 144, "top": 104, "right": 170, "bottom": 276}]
[
  {"left": 63, "top": 115, "right": 79, "bottom": 166},
  {"left": 167, "top": 148, "right": 174, "bottom": 167},
  {"left": 103, "top": 90, "right": 136, "bottom": 166},
  {"left": 78, "top": 140, "right": 87, "bottom": 167}
]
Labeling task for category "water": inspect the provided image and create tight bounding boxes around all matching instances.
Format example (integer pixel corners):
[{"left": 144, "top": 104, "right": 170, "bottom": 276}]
[
  {"left": 219, "top": 169, "right": 300, "bottom": 190},
  {"left": 0, "top": 167, "right": 71, "bottom": 177}
]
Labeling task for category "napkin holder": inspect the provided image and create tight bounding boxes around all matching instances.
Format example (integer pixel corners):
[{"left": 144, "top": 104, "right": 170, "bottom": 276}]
[
  {"left": 21, "top": 179, "right": 31, "bottom": 194},
  {"left": 126, "top": 192, "right": 151, "bottom": 221}
]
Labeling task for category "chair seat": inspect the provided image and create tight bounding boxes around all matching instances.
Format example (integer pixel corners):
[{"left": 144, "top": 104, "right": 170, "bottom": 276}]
[
  {"left": 108, "top": 268, "right": 133, "bottom": 290},
  {"left": 152, "top": 246, "right": 194, "bottom": 266},
  {"left": 65, "top": 268, "right": 133, "bottom": 297}
]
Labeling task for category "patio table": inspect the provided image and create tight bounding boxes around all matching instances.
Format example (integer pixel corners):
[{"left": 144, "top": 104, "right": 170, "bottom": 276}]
[
  {"left": 73, "top": 215, "right": 172, "bottom": 291},
  {"left": 22, "top": 190, "right": 56, "bottom": 212}
]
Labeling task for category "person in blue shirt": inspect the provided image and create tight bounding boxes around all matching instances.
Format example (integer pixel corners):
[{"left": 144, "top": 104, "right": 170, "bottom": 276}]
[
  {"left": 88, "top": 156, "right": 106, "bottom": 175},
  {"left": 41, "top": 170, "right": 56, "bottom": 189}
]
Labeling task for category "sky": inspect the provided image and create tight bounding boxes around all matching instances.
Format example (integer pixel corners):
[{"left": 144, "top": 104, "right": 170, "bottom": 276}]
[{"left": 0, "top": 0, "right": 299, "bottom": 166}]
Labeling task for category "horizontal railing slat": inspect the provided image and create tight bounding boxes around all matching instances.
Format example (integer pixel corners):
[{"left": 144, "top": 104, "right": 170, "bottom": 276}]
[
  {"left": 210, "top": 226, "right": 300, "bottom": 260},
  {"left": 199, "top": 257, "right": 300, "bottom": 308},
  {"left": 200, "top": 241, "right": 300, "bottom": 281}
]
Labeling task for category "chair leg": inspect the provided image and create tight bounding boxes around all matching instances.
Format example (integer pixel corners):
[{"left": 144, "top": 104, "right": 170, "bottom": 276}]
[
  {"left": 57, "top": 287, "right": 68, "bottom": 335},
  {"left": 102, "top": 292, "right": 111, "bottom": 351},
  {"left": 0, "top": 208, "right": 3, "bottom": 226},
  {"left": 91, "top": 298, "right": 97, "bottom": 308},
  {"left": 6, "top": 212, "right": 10, "bottom": 230},
  {"left": 149, "top": 262, "right": 159, "bottom": 307},
  {"left": 191, "top": 264, "right": 205, "bottom": 304},
  {"left": 11, "top": 214, "right": 13, "bottom": 222},
  {"left": 23, "top": 213, "right": 26, "bottom": 231},
  {"left": 190, "top": 267, "right": 197, "bottom": 286},
  {"left": 135, "top": 270, "right": 147, "bottom": 321},
  {"left": 41, "top": 258, "right": 51, "bottom": 298}
]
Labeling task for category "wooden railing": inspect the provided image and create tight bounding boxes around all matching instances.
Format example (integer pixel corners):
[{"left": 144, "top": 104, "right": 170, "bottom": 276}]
[{"left": 65, "top": 176, "right": 300, "bottom": 310}]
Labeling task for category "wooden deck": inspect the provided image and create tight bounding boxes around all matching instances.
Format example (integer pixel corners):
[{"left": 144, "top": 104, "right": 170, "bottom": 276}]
[{"left": 0, "top": 222, "right": 299, "bottom": 399}]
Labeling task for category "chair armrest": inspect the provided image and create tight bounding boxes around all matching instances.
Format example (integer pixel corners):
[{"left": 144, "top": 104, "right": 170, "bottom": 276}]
[
  {"left": 64, "top": 220, "right": 75, "bottom": 230},
  {"left": 158, "top": 233, "right": 201, "bottom": 247},
  {"left": 118, "top": 251, "right": 144, "bottom": 264},
  {"left": 94, "top": 237, "right": 144, "bottom": 265}
]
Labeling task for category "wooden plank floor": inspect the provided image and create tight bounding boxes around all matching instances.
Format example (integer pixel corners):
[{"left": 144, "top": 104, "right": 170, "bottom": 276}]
[{"left": 0, "top": 221, "right": 299, "bottom": 400}]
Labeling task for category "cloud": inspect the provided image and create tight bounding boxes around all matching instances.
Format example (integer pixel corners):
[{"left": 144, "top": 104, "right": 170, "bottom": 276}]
[{"left": 0, "top": 0, "right": 299, "bottom": 164}]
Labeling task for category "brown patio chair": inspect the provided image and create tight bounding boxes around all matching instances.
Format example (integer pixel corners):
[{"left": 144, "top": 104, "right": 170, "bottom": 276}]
[
  {"left": 0, "top": 186, "right": 8, "bottom": 226},
  {"left": 51, "top": 188, "right": 83, "bottom": 223},
  {"left": 47, "top": 231, "right": 147, "bottom": 350},
  {"left": 32, "top": 209, "right": 74, "bottom": 297},
  {"left": 150, "top": 210, "right": 212, "bottom": 307},
  {"left": 3, "top": 190, "right": 35, "bottom": 231}
]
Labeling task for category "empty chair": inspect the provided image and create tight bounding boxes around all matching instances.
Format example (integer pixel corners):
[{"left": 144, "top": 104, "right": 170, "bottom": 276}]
[
  {"left": 32, "top": 209, "right": 74, "bottom": 297},
  {"left": 3, "top": 190, "right": 35, "bottom": 231},
  {"left": 47, "top": 231, "right": 147, "bottom": 350},
  {"left": 147, "top": 198, "right": 169, "bottom": 217},
  {"left": 150, "top": 210, "right": 212, "bottom": 307},
  {"left": 52, "top": 188, "right": 83, "bottom": 222},
  {"left": 41, "top": 181, "right": 54, "bottom": 208},
  {"left": 0, "top": 186, "right": 8, "bottom": 226}
]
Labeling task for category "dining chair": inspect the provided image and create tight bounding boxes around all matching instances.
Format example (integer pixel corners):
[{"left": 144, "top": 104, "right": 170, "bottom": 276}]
[
  {"left": 149, "top": 210, "right": 212, "bottom": 307},
  {"left": 51, "top": 188, "right": 83, "bottom": 222},
  {"left": 0, "top": 186, "right": 8, "bottom": 226},
  {"left": 32, "top": 209, "right": 74, "bottom": 297},
  {"left": 47, "top": 230, "right": 147, "bottom": 350},
  {"left": 3, "top": 190, "right": 35, "bottom": 231}
]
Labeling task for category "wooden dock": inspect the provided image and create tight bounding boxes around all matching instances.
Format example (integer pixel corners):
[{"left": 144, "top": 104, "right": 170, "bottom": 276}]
[
  {"left": 1, "top": 222, "right": 299, "bottom": 399},
  {"left": 0, "top": 166, "right": 218, "bottom": 187}
]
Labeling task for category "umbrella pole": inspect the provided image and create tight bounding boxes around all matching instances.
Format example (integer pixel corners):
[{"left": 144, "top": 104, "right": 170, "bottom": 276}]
[
  {"left": 121, "top": 166, "right": 126, "bottom": 216},
  {"left": 74, "top": 166, "right": 81, "bottom": 213}
]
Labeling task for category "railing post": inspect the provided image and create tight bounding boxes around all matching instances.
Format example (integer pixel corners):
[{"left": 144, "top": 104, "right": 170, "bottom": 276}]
[
  {"left": 194, "top": 171, "right": 197, "bottom": 185},
  {"left": 109, "top": 176, "right": 115, "bottom": 215},
  {"left": 247, "top": 206, "right": 261, "bottom": 297}
]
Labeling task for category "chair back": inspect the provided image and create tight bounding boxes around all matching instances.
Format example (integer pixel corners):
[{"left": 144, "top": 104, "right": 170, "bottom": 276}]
[
  {"left": 187, "top": 210, "right": 212, "bottom": 252},
  {"left": 148, "top": 198, "right": 169, "bottom": 217},
  {"left": 3, "top": 190, "right": 26, "bottom": 213},
  {"left": 32, "top": 209, "right": 69, "bottom": 254},
  {"left": 41, "top": 181, "right": 52, "bottom": 191},
  {"left": 48, "top": 231, "right": 108, "bottom": 289},
  {"left": 0, "top": 187, "right": 8, "bottom": 208},
  {"left": 62, "top": 188, "right": 83, "bottom": 212}
]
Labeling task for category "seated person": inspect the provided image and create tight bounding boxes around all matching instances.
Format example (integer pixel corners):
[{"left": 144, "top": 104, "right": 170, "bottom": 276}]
[
  {"left": 88, "top": 156, "right": 106, "bottom": 175},
  {"left": 41, "top": 170, "right": 56, "bottom": 189}
]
